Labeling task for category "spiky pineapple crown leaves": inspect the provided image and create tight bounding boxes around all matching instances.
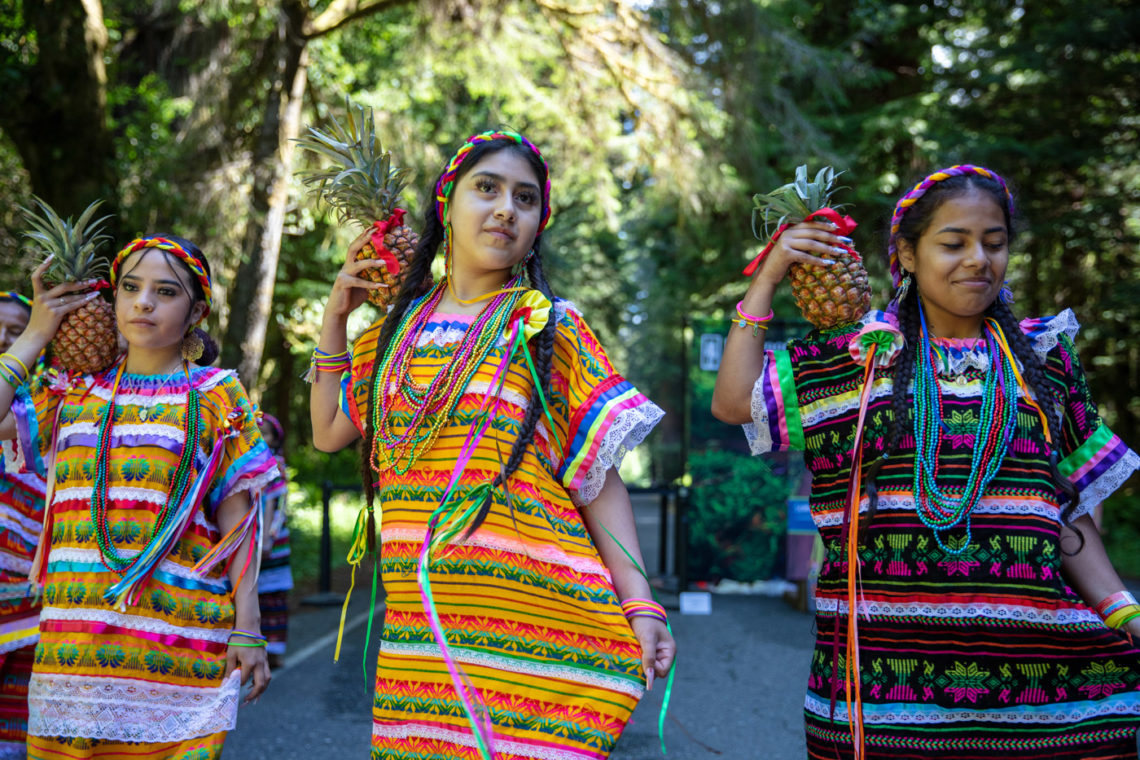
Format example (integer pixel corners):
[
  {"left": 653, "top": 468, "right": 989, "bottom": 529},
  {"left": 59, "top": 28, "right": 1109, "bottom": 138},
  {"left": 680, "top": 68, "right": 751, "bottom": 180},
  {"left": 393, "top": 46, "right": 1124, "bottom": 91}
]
[
  {"left": 295, "top": 98, "right": 411, "bottom": 226},
  {"left": 19, "top": 197, "right": 114, "bottom": 283},
  {"left": 751, "top": 165, "right": 849, "bottom": 241}
]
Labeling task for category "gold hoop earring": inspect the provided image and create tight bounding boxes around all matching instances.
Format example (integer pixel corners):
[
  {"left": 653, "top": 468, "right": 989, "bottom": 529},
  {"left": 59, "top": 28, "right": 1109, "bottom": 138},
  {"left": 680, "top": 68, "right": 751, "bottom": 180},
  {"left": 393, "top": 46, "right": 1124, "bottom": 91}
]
[{"left": 181, "top": 327, "right": 205, "bottom": 362}]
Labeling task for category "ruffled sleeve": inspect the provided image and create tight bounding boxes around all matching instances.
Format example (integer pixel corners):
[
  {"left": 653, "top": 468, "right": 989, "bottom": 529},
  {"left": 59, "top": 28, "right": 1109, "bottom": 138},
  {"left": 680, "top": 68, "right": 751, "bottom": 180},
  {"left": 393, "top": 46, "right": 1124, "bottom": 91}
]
[
  {"left": 548, "top": 301, "right": 663, "bottom": 507},
  {"left": 200, "top": 371, "right": 284, "bottom": 517},
  {"left": 340, "top": 320, "right": 385, "bottom": 437},
  {"left": 1030, "top": 314, "right": 1140, "bottom": 517},
  {"left": 743, "top": 310, "right": 899, "bottom": 456}
]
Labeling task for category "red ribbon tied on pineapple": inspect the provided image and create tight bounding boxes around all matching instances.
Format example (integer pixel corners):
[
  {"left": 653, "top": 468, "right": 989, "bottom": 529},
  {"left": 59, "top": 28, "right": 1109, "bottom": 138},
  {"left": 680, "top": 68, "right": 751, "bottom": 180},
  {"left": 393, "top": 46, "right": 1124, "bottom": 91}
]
[
  {"left": 368, "top": 208, "right": 408, "bottom": 276},
  {"left": 742, "top": 207, "right": 860, "bottom": 277}
]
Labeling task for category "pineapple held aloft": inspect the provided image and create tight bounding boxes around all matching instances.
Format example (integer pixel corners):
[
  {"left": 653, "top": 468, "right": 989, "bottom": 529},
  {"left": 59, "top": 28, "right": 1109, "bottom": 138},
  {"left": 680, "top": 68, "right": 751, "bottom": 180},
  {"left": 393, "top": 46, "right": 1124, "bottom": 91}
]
[
  {"left": 296, "top": 100, "right": 424, "bottom": 308},
  {"left": 748, "top": 166, "right": 871, "bottom": 330},
  {"left": 21, "top": 198, "right": 120, "bottom": 375}
]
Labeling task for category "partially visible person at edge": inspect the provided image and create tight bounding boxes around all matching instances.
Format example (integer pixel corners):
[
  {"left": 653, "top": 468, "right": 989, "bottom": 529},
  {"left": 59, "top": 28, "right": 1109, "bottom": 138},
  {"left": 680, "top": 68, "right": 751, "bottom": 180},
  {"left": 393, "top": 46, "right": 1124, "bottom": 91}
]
[
  {"left": 712, "top": 165, "right": 1140, "bottom": 759},
  {"left": 0, "top": 235, "right": 281, "bottom": 759},
  {"left": 256, "top": 412, "right": 292, "bottom": 669},
  {"left": 0, "top": 290, "right": 44, "bottom": 759},
  {"left": 309, "top": 130, "right": 676, "bottom": 759}
]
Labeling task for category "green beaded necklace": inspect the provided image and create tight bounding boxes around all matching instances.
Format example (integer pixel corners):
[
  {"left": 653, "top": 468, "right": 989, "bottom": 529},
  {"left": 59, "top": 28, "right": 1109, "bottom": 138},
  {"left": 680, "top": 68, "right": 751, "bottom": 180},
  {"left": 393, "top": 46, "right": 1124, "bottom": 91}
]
[{"left": 90, "top": 360, "right": 201, "bottom": 573}]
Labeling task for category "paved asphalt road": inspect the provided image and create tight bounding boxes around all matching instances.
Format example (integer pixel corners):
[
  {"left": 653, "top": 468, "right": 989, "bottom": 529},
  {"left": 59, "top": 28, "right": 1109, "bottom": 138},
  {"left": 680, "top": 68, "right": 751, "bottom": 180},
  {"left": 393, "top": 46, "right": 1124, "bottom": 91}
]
[{"left": 222, "top": 592, "right": 815, "bottom": 759}]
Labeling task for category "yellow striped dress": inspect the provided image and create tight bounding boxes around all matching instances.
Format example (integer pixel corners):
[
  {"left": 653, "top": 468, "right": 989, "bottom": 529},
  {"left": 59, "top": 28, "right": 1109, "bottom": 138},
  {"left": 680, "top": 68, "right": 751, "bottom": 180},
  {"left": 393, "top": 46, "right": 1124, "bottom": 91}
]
[
  {"left": 341, "top": 298, "right": 664, "bottom": 760},
  {"left": 10, "top": 365, "right": 281, "bottom": 760}
]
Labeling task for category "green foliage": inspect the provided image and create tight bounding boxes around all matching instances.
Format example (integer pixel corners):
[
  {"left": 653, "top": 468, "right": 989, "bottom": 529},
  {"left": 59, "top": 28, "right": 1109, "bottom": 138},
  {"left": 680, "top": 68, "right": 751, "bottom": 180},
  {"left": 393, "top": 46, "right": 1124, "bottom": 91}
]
[
  {"left": 1102, "top": 486, "right": 1140, "bottom": 579},
  {"left": 687, "top": 448, "right": 791, "bottom": 582}
]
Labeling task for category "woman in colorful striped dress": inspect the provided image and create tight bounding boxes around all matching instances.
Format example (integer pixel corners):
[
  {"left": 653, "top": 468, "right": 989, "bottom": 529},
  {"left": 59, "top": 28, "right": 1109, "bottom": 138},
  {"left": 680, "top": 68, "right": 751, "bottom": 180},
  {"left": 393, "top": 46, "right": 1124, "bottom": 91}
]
[
  {"left": 256, "top": 413, "right": 291, "bottom": 667},
  {"left": 713, "top": 165, "right": 1140, "bottom": 759},
  {"left": 0, "top": 236, "right": 279, "bottom": 759},
  {"left": 0, "top": 290, "right": 44, "bottom": 758},
  {"left": 310, "top": 131, "right": 675, "bottom": 759}
]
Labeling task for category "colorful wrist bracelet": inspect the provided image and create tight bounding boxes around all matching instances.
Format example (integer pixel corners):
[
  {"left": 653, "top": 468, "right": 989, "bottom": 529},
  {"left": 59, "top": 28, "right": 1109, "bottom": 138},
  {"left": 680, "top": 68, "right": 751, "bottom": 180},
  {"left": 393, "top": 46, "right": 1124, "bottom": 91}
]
[
  {"left": 1104, "top": 603, "right": 1140, "bottom": 629},
  {"left": 1095, "top": 590, "right": 1138, "bottom": 618},
  {"left": 736, "top": 301, "right": 774, "bottom": 324},
  {"left": 0, "top": 362, "right": 24, "bottom": 388},
  {"left": 0, "top": 353, "right": 30, "bottom": 379},
  {"left": 621, "top": 597, "right": 668, "bottom": 624},
  {"left": 305, "top": 348, "right": 351, "bottom": 382},
  {"left": 227, "top": 639, "right": 267, "bottom": 648},
  {"left": 230, "top": 629, "right": 267, "bottom": 641},
  {"left": 732, "top": 317, "right": 769, "bottom": 337}
]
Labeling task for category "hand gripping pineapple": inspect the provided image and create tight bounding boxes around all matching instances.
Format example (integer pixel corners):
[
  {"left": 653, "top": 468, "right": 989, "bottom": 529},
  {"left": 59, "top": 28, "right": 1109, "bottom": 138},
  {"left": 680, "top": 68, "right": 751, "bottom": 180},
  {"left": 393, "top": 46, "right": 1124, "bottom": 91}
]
[
  {"left": 20, "top": 198, "right": 120, "bottom": 374},
  {"left": 296, "top": 100, "right": 423, "bottom": 309},
  {"left": 747, "top": 166, "right": 871, "bottom": 329}
]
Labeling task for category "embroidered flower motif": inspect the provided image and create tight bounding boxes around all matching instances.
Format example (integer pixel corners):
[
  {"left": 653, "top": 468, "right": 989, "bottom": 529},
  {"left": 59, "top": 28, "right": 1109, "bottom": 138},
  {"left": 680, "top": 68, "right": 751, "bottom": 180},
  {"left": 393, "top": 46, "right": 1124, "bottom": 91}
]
[
  {"left": 511, "top": 290, "right": 552, "bottom": 342},
  {"left": 941, "top": 661, "right": 991, "bottom": 703},
  {"left": 849, "top": 321, "right": 904, "bottom": 368},
  {"left": 1079, "top": 660, "right": 1128, "bottom": 699}
]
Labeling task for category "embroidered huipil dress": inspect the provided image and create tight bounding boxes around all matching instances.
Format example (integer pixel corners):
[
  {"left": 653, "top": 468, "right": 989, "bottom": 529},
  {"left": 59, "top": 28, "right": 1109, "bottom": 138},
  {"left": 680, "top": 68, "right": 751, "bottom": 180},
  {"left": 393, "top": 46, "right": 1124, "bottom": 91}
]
[
  {"left": 9, "top": 365, "right": 281, "bottom": 760},
  {"left": 0, "top": 368, "right": 47, "bottom": 758},
  {"left": 341, "top": 299, "right": 663, "bottom": 760},
  {"left": 745, "top": 309, "right": 1140, "bottom": 759}
]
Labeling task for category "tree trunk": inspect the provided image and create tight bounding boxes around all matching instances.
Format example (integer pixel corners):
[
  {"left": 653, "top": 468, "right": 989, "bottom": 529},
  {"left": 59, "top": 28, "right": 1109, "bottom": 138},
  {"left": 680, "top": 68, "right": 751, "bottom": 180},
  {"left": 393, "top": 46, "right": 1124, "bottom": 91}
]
[
  {"left": 2, "top": 0, "right": 118, "bottom": 221},
  {"left": 221, "top": 1, "right": 309, "bottom": 390}
]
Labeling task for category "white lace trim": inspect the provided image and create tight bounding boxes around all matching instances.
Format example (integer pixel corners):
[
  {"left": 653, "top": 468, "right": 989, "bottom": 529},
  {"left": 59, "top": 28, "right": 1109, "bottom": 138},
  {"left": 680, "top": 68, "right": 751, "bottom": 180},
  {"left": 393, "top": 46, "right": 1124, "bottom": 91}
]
[
  {"left": 814, "top": 596, "right": 1100, "bottom": 625},
  {"left": 380, "top": 640, "right": 643, "bottom": 698},
  {"left": 60, "top": 420, "right": 185, "bottom": 445},
  {"left": 84, "top": 370, "right": 232, "bottom": 404},
  {"left": 380, "top": 527, "right": 609, "bottom": 578},
  {"left": 56, "top": 485, "right": 180, "bottom": 508},
  {"left": 804, "top": 691, "right": 1140, "bottom": 725},
  {"left": 570, "top": 401, "right": 664, "bottom": 507},
  {"left": 0, "top": 551, "right": 33, "bottom": 576},
  {"left": 27, "top": 669, "right": 239, "bottom": 742},
  {"left": 813, "top": 493, "right": 1061, "bottom": 528},
  {"left": 1026, "top": 309, "right": 1081, "bottom": 364},
  {"left": 744, "top": 365, "right": 774, "bottom": 456},
  {"left": 373, "top": 722, "right": 603, "bottom": 760},
  {"left": 1076, "top": 447, "right": 1140, "bottom": 520},
  {"left": 39, "top": 606, "right": 231, "bottom": 643}
]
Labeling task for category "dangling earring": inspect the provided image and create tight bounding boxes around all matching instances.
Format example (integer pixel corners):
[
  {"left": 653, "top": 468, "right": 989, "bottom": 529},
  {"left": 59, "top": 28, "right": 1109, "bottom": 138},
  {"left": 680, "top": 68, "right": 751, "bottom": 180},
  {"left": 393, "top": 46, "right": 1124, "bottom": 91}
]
[
  {"left": 442, "top": 222, "right": 454, "bottom": 280},
  {"left": 181, "top": 327, "right": 205, "bottom": 362},
  {"left": 998, "top": 280, "right": 1015, "bottom": 305},
  {"left": 891, "top": 271, "right": 912, "bottom": 309}
]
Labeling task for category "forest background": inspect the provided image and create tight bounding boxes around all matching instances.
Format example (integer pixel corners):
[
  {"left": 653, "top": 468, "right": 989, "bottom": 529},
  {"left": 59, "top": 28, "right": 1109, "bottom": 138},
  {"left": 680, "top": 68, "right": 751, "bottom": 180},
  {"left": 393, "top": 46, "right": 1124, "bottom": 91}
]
[{"left": 2, "top": 0, "right": 1138, "bottom": 578}]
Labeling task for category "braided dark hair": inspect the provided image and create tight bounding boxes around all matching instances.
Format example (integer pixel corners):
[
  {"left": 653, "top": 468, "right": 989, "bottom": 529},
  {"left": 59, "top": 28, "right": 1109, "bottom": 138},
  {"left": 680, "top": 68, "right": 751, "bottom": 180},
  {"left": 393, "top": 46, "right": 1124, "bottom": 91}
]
[
  {"left": 359, "top": 138, "right": 557, "bottom": 539},
  {"left": 863, "top": 171, "right": 1080, "bottom": 544}
]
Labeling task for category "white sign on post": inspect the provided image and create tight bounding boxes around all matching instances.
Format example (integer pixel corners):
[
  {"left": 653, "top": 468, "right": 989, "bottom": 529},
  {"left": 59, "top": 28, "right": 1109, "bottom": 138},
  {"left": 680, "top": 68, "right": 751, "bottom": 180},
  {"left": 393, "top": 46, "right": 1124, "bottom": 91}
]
[{"left": 699, "top": 333, "right": 724, "bottom": 371}]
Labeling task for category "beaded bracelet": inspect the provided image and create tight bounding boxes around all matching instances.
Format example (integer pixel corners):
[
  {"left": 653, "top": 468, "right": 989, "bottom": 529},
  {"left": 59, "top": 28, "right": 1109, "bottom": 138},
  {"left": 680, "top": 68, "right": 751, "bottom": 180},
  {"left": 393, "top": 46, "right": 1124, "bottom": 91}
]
[
  {"left": 621, "top": 597, "right": 668, "bottom": 624},
  {"left": 1095, "top": 590, "right": 1138, "bottom": 619},
  {"left": 0, "top": 353, "right": 30, "bottom": 379}
]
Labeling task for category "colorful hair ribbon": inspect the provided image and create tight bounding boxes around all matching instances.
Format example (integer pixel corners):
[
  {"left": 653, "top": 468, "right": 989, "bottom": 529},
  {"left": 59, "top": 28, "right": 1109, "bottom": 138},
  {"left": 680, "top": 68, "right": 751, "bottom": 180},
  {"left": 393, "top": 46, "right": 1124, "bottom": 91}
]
[
  {"left": 111, "top": 236, "right": 213, "bottom": 320},
  {"left": 435, "top": 131, "right": 552, "bottom": 233},
  {"left": 0, "top": 292, "right": 32, "bottom": 311},
  {"left": 887, "top": 165, "right": 1014, "bottom": 289}
]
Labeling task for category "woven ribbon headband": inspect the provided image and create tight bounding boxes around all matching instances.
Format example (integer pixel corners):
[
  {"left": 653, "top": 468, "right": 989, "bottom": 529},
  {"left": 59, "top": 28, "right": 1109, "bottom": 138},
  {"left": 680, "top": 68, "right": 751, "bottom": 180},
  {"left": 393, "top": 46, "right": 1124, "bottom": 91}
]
[
  {"left": 434, "top": 130, "right": 551, "bottom": 233},
  {"left": 0, "top": 292, "right": 32, "bottom": 310},
  {"left": 887, "top": 164, "right": 1013, "bottom": 289},
  {"left": 111, "top": 236, "right": 213, "bottom": 320}
]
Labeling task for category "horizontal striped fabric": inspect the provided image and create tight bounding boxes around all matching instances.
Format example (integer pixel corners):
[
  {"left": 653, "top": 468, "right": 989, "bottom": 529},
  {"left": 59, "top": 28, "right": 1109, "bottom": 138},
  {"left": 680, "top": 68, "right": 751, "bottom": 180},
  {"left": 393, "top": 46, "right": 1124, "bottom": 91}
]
[
  {"left": 342, "top": 298, "right": 663, "bottom": 759},
  {"left": 746, "top": 309, "right": 1140, "bottom": 759},
  {"left": 11, "top": 365, "right": 281, "bottom": 758}
]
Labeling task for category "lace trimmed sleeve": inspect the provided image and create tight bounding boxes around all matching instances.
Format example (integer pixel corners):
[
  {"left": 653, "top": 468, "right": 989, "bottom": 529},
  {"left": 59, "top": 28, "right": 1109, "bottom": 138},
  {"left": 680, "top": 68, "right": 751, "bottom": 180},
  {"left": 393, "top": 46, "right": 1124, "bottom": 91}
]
[{"left": 549, "top": 301, "right": 664, "bottom": 507}]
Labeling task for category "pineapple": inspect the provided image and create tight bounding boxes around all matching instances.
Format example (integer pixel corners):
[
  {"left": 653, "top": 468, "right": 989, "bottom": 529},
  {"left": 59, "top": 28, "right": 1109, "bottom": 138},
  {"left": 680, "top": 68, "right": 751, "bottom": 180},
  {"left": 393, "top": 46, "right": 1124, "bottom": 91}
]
[
  {"left": 296, "top": 99, "right": 424, "bottom": 308},
  {"left": 751, "top": 165, "right": 871, "bottom": 329},
  {"left": 20, "top": 198, "right": 120, "bottom": 375}
]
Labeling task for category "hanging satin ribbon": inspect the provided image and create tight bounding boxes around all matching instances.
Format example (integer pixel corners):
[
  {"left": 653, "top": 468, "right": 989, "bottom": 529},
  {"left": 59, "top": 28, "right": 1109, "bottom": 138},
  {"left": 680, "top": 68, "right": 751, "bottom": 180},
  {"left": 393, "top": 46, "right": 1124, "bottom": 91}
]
[
  {"left": 829, "top": 328, "right": 897, "bottom": 760},
  {"left": 743, "top": 207, "right": 859, "bottom": 277},
  {"left": 368, "top": 209, "right": 408, "bottom": 276}
]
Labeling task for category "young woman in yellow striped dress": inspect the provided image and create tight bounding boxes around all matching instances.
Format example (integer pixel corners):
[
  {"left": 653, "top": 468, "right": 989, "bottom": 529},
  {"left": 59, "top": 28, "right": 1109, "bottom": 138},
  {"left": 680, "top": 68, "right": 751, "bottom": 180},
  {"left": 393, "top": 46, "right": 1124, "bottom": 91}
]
[{"left": 310, "top": 131, "right": 676, "bottom": 759}]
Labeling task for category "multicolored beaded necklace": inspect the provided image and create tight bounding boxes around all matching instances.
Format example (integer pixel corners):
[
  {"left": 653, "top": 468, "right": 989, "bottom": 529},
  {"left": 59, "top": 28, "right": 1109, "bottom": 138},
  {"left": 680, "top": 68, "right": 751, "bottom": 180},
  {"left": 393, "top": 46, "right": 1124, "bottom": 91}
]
[
  {"left": 370, "top": 275, "right": 524, "bottom": 475},
  {"left": 91, "top": 360, "right": 201, "bottom": 573},
  {"left": 911, "top": 301, "right": 1019, "bottom": 554}
]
